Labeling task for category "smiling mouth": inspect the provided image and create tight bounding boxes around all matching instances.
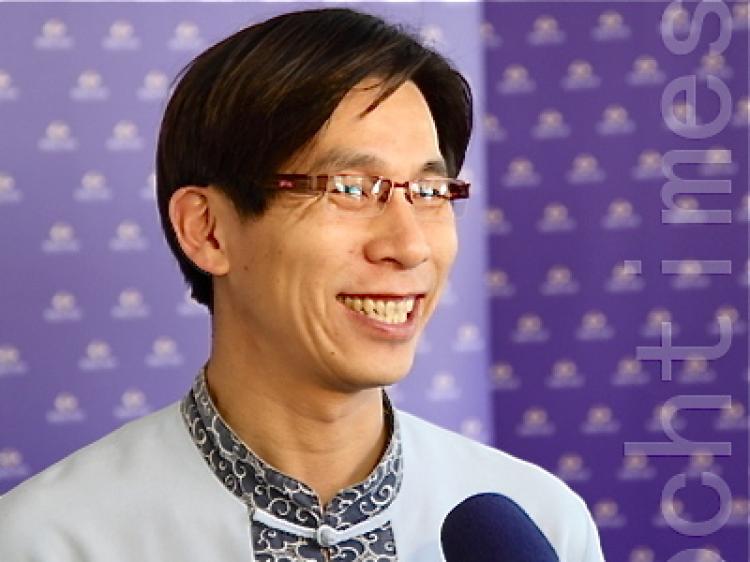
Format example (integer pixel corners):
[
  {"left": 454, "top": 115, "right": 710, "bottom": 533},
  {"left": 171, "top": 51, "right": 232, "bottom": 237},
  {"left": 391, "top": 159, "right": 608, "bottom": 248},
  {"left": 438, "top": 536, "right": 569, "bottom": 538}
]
[{"left": 336, "top": 294, "right": 421, "bottom": 324}]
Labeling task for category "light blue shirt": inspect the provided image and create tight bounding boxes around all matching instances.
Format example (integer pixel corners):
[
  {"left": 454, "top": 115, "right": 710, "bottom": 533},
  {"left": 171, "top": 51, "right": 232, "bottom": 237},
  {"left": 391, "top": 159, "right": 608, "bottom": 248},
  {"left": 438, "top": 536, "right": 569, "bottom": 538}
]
[{"left": 0, "top": 368, "right": 605, "bottom": 561}]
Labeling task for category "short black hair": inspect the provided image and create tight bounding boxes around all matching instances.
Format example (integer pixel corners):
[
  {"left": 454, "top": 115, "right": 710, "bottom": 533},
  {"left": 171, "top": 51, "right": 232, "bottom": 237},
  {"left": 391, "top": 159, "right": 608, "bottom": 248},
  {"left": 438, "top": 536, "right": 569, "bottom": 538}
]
[{"left": 156, "top": 7, "right": 473, "bottom": 313}]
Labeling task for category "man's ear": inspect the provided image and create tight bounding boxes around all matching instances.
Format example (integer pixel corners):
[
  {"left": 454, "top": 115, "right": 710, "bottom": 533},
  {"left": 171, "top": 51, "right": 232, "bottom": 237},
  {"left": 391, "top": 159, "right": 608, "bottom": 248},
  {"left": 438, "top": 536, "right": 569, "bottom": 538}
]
[{"left": 168, "top": 186, "right": 231, "bottom": 276}]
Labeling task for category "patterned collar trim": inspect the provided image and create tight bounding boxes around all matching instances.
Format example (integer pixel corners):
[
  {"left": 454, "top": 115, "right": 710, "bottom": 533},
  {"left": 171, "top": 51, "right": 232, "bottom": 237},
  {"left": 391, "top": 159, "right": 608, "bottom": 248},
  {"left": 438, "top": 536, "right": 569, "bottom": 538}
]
[{"left": 180, "top": 364, "right": 403, "bottom": 531}]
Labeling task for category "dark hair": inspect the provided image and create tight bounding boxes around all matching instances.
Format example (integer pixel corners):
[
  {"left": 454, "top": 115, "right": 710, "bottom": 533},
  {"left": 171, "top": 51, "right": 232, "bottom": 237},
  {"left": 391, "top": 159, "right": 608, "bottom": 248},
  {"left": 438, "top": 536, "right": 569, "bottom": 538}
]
[{"left": 156, "top": 7, "right": 473, "bottom": 313}]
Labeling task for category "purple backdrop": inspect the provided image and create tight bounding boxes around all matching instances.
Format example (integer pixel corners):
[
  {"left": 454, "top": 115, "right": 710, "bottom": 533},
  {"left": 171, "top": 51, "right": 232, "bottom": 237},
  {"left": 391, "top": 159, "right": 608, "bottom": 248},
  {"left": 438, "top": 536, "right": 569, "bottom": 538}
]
[
  {"left": 0, "top": 0, "right": 489, "bottom": 487},
  {"left": 484, "top": 2, "right": 748, "bottom": 562},
  {"left": 1, "top": 2, "right": 748, "bottom": 561}
]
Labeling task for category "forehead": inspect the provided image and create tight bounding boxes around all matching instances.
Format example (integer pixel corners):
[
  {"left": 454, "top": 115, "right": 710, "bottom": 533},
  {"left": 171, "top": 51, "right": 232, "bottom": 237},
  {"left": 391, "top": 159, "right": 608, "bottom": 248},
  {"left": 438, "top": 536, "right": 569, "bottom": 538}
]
[{"left": 296, "top": 78, "right": 446, "bottom": 177}]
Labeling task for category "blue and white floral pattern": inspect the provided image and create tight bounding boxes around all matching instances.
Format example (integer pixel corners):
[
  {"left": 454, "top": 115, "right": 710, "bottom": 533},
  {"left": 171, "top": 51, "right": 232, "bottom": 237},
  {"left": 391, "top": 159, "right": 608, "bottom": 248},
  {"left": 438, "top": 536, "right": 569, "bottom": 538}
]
[{"left": 181, "top": 366, "right": 402, "bottom": 561}]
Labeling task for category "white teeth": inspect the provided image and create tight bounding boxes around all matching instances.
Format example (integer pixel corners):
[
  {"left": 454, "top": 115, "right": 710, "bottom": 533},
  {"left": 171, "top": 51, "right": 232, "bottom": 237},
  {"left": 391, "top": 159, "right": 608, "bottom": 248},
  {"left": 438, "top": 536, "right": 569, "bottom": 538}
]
[
  {"left": 338, "top": 295, "right": 417, "bottom": 324},
  {"left": 363, "top": 298, "right": 375, "bottom": 314},
  {"left": 375, "top": 300, "right": 386, "bottom": 316}
]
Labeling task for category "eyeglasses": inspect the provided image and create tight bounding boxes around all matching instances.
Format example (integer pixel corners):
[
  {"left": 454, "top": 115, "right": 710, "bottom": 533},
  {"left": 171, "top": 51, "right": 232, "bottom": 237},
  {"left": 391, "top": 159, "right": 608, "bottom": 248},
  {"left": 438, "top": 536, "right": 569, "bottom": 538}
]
[{"left": 263, "top": 174, "right": 470, "bottom": 221}]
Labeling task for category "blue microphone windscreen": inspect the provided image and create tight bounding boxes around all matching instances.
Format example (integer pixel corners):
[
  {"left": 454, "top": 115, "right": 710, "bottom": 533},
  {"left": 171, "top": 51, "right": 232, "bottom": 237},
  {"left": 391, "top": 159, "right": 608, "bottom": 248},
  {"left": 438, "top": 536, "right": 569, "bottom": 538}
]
[{"left": 440, "top": 492, "right": 559, "bottom": 562}]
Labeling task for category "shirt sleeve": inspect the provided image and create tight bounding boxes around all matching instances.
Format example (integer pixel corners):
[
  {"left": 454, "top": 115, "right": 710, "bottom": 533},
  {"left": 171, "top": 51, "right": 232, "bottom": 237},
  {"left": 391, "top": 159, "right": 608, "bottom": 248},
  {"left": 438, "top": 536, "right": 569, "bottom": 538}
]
[
  {"left": 0, "top": 488, "right": 52, "bottom": 562},
  {"left": 580, "top": 501, "right": 606, "bottom": 562}
]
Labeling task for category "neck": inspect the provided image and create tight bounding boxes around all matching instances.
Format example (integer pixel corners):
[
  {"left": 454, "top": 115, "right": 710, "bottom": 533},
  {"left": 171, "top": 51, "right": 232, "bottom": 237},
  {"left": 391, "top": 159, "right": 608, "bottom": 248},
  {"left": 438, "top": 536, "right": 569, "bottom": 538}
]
[{"left": 203, "top": 352, "right": 389, "bottom": 508}]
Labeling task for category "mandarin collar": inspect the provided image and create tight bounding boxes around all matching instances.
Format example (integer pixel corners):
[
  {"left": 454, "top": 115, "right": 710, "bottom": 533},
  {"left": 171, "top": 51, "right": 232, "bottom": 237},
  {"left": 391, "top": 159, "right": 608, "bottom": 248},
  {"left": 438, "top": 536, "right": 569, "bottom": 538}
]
[{"left": 180, "top": 364, "right": 403, "bottom": 530}]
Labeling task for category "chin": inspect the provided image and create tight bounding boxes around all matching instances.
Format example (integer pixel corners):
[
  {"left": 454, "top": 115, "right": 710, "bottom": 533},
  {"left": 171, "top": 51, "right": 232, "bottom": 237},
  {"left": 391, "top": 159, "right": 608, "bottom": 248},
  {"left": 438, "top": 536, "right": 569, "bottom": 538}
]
[{"left": 340, "top": 357, "right": 414, "bottom": 391}]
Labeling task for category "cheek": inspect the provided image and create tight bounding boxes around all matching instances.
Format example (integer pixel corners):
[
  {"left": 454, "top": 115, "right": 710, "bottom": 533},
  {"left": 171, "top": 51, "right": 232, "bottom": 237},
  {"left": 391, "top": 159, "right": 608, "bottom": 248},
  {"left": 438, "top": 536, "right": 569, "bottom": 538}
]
[
  {"left": 226, "top": 228, "right": 291, "bottom": 307},
  {"left": 432, "top": 227, "right": 458, "bottom": 275},
  {"left": 278, "top": 232, "right": 360, "bottom": 301}
]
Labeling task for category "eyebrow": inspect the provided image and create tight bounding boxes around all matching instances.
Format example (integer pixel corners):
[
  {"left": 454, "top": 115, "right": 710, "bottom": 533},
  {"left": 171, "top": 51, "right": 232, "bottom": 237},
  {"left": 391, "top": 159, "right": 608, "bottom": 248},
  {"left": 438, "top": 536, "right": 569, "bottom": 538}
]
[{"left": 309, "top": 148, "right": 449, "bottom": 177}]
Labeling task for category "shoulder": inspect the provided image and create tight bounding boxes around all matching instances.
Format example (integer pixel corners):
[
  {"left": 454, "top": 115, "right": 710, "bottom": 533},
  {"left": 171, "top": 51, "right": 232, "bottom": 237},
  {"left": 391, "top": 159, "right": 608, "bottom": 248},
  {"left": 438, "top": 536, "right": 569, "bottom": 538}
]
[
  {"left": 396, "top": 409, "right": 604, "bottom": 561},
  {"left": 397, "top": 408, "right": 576, "bottom": 500},
  {"left": 0, "top": 402, "right": 218, "bottom": 556},
  {"left": 2, "top": 401, "right": 185, "bottom": 499}
]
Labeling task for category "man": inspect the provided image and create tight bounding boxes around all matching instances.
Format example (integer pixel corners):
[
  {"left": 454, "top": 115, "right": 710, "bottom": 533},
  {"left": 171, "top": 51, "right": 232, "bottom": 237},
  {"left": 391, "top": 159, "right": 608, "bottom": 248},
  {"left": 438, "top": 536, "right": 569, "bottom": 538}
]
[{"left": 0, "top": 8, "right": 604, "bottom": 561}]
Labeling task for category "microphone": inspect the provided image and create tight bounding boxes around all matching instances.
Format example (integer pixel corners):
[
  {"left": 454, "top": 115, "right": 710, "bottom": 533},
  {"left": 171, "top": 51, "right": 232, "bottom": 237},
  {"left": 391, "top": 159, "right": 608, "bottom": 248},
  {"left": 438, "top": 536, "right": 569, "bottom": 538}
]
[{"left": 440, "top": 493, "right": 559, "bottom": 561}]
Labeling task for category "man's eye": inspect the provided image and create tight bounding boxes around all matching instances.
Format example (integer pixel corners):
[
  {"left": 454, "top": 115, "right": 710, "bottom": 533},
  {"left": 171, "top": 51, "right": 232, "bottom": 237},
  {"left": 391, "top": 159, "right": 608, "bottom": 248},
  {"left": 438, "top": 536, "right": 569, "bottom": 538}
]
[
  {"left": 415, "top": 182, "right": 447, "bottom": 198},
  {"left": 342, "top": 185, "right": 363, "bottom": 197},
  {"left": 332, "top": 180, "right": 365, "bottom": 198}
]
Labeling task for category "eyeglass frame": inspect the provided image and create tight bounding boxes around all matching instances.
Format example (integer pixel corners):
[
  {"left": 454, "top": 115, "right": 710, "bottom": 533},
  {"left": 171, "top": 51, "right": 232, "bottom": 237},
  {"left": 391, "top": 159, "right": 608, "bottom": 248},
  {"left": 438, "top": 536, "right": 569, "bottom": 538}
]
[{"left": 261, "top": 173, "right": 471, "bottom": 210}]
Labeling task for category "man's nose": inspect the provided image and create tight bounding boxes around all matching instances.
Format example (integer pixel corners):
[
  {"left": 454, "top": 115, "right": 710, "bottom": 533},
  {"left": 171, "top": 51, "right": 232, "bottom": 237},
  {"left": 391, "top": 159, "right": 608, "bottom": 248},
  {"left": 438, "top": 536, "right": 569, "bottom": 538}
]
[{"left": 363, "top": 186, "right": 431, "bottom": 269}]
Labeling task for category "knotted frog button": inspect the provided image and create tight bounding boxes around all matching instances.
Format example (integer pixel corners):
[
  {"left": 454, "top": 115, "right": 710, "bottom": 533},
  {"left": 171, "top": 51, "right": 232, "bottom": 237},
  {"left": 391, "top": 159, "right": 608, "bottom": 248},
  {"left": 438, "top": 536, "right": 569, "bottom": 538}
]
[{"left": 316, "top": 524, "right": 337, "bottom": 547}]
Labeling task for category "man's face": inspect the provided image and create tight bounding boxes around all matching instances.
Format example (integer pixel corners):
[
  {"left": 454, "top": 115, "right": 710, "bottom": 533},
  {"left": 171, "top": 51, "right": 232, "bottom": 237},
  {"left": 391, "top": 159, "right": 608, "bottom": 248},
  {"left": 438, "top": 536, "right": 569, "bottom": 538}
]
[{"left": 215, "top": 77, "right": 459, "bottom": 393}]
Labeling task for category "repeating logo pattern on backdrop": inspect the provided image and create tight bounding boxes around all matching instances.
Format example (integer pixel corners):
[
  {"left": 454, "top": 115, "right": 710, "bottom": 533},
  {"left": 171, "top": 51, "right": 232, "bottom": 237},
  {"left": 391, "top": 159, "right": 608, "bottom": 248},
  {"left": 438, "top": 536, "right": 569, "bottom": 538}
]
[
  {"left": 0, "top": 3, "right": 747, "bottom": 561},
  {"left": 484, "top": 4, "right": 747, "bottom": 561},
  {"left": 0, "top": 0, "right": 490, "bottom": 510}
]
